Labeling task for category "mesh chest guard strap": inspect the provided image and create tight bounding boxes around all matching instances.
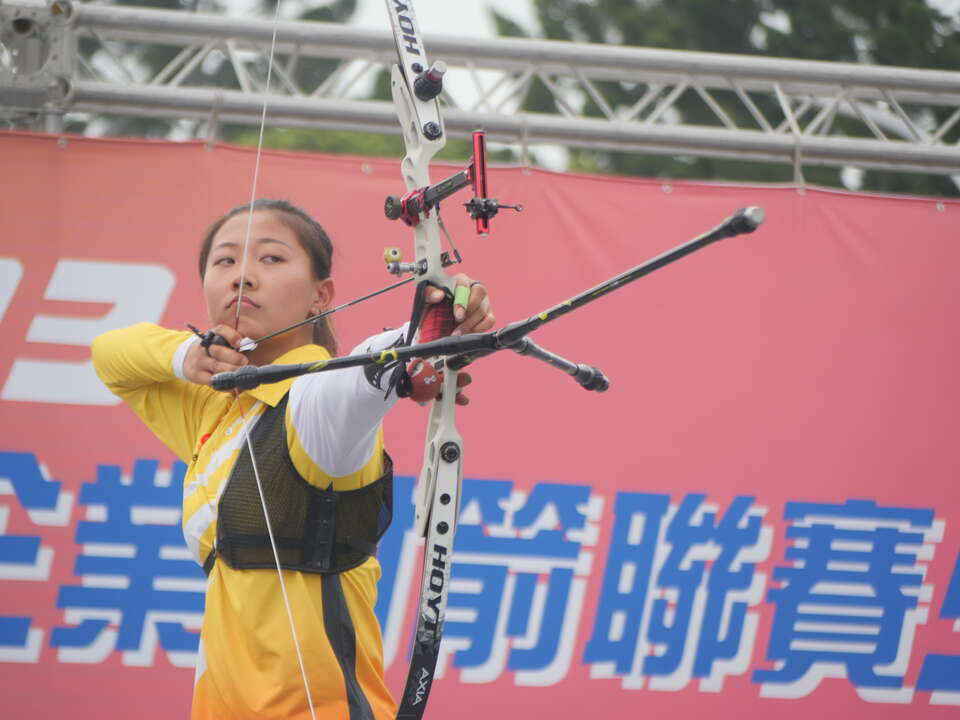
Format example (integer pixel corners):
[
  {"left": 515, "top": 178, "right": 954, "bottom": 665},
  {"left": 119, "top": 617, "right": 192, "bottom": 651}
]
[{"left": 208, "top": 394, "right": 393, "bottom": 575}]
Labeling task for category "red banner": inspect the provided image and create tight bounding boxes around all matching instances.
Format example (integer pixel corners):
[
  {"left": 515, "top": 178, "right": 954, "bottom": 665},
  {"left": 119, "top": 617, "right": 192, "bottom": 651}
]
[{"left": 1, "top": 130, "right": 958, "bottom": 718}]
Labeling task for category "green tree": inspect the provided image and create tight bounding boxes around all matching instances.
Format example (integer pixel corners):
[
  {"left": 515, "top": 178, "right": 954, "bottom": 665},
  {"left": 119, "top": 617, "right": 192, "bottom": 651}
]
[{"left": 493, "top": 0, "right": 960, "bottom": 196}]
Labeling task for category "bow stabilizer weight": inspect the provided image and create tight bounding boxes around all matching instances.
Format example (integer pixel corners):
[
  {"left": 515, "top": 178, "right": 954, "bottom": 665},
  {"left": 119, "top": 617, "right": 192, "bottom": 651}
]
[{"left": 413, "top": 60, "right": 446, "bottom": 102}]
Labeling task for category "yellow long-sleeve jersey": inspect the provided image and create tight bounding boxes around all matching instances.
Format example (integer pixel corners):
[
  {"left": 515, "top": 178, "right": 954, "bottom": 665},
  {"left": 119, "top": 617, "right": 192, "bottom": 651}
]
[{"left": 92, "top": 323, "right": 400, "bottom": 720}]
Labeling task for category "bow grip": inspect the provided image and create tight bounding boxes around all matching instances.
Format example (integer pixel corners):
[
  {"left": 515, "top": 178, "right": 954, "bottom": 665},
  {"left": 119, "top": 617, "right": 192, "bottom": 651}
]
[{"left": 419, "top": 294, "right": 456, "bottom": 343}]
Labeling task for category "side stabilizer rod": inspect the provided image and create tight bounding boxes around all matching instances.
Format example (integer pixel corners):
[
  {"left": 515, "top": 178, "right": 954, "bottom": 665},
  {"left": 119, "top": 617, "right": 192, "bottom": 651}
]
[{"left": 510, "top": 338, "right": 610, "bottom": 392}]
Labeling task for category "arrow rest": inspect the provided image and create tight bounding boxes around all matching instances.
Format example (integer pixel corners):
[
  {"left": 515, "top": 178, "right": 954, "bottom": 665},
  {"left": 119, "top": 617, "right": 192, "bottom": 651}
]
[{"left": 384, "top": 217, "right": 461, "bottom": 277}]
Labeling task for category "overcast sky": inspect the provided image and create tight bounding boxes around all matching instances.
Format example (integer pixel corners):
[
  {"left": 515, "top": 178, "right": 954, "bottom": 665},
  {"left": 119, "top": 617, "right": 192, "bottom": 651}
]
[
  {"left": 348, "top": 0, "right": 537, "bottom": 36},
  {"left": 227, "top": 0, "right": 957, "bottom": 44},
  {"left": 345, "top": 0, "right": 958, "bottom": 37}
]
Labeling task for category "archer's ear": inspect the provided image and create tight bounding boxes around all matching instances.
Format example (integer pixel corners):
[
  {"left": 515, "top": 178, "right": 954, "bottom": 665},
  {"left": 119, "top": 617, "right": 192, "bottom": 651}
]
[{"left": 312, "top": 277, "right": 335, "bottom": 313}]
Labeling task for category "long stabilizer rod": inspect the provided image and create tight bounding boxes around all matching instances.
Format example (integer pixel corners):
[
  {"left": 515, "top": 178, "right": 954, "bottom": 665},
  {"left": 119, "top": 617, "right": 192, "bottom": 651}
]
[
  {"left": 494, "top": 206, "right": 765, "bottom": 347},
  {"left": 212, "top": 207, "right": 765, "bottom": 392}
]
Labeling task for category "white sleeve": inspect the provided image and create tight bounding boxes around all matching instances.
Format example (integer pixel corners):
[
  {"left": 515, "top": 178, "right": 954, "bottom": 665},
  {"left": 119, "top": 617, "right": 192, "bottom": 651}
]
[
  {"left": 172, "top": 334, "right": 200, "bottom": 380},
  {"left": 288, "top": 324, "right": 409, "bottom": 477}
]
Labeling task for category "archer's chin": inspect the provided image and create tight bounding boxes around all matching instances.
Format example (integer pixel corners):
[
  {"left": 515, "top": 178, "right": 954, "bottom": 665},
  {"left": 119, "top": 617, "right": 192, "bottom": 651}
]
[{"left": 211, "top": 313, "right": 262, "bottom": 338}]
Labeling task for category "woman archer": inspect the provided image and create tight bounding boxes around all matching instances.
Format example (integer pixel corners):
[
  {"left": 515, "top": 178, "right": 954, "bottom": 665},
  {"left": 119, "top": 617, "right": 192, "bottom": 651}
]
[{"left": 92, "top": 198, "right": 494, "bottom": 720}]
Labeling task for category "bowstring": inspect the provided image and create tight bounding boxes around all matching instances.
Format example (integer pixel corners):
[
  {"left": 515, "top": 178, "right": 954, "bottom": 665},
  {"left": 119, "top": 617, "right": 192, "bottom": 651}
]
[
  {"left": 233, "top": 1, "right": 318, "bottom": 717},
  {"left": 237, "top": 399, "right": 316, "bottom": 717}
]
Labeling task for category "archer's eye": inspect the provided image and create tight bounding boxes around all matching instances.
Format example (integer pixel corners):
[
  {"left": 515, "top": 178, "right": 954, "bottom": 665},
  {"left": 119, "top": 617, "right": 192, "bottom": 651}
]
[
  {"left": 262, "top": 254, "right": 284, "bottom": 264},
  {"left": 213, "top": 256, "right": 235, "bottom": 266}
]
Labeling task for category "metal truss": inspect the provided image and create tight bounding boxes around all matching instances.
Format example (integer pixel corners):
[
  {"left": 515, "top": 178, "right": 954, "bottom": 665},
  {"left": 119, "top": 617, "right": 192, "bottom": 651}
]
[{"left": 2, "top": 0, "right": 959, "bottom": 177}]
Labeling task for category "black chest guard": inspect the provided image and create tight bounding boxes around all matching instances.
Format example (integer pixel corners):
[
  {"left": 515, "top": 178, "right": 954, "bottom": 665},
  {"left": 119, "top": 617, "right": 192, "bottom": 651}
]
[{"left": 204, "top": 394, "right": 393, "bottom": 576}]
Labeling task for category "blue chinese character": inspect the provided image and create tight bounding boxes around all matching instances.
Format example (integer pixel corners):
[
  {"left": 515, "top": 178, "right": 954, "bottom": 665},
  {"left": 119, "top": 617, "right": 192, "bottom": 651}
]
[
  {"left": 0, "top": 452, "right": 61, "bottom": 573},
  {"left": 586, "top": 493, "right": 768, "bottom": 690},
  {"left": 0, "top": 451, "right": 64, "bottom": 661},
  {"left": 754, "top": 499, "right": 936, "bottom": 698},
  {"left": 918, "top": 550, "right": 960, "bottom": 697},
  {"left": 0, "top": 451, "right": 61, "bottom": 511},
  {"left": 441, "top": 479, "right": 594, "bottom": 684},
  {"left": 584, "top": 492, "right": 669, "bottom": 675},
  {"left": 51, "top": 459, "right": 205, "bottom": 665}
]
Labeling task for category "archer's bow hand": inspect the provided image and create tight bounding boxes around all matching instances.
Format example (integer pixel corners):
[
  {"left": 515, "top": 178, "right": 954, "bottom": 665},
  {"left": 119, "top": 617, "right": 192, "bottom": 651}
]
[
  {"left": 425, "top": 273, "right": 494, "bottom": 336},
  {"left": 404, "top": 359, "right": 474, "bottom": 406}
]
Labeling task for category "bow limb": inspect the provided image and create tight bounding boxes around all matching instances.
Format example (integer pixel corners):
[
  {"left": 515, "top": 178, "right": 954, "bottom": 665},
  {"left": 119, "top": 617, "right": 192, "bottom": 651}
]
[{"left": 385, "top": 2, "right": 464, "bottom": 716}]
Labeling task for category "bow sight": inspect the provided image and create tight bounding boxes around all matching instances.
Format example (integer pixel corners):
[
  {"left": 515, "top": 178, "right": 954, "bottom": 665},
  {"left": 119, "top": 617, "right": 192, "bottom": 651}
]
[{"left": 383, "top": 129, "right": 523, "bottom": 241}]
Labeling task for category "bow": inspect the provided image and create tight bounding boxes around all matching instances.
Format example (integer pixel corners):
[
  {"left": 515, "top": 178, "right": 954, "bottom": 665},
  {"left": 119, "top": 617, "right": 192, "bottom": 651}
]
[
  {"left": 383, "top": 3, "right": 489, "bottom": 716},
  {"left": 216, "top": 2, "right": 766, "bottom": 718},
  {"left": 220, "top": 2, "right": 515, "bottom": 718}
]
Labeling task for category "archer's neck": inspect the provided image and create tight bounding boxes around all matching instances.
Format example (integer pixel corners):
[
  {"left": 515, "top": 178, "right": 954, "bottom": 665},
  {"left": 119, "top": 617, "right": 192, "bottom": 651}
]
[{"left": 245, "top": 327, "right": 316, "bottom": 366}]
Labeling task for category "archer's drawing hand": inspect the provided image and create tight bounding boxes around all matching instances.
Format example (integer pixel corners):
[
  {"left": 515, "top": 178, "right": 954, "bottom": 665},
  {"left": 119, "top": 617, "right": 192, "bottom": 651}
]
[
  {"left": 425, "top": 274, "right": 495, "bottom": 336},
  {"left": 184, "top": 324, "right": 249, "bottom": 388}
]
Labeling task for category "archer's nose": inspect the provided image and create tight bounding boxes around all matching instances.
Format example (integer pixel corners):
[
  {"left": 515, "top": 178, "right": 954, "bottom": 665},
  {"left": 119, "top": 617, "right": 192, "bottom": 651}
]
[{"left": 231, "top": 269, "right": 257, "bottom": 290}]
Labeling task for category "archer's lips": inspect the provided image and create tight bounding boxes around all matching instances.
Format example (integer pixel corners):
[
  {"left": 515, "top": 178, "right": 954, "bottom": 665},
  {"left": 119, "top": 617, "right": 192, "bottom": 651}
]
[{"left": 228, "top": 296, "right": 261, "bottom": 309}]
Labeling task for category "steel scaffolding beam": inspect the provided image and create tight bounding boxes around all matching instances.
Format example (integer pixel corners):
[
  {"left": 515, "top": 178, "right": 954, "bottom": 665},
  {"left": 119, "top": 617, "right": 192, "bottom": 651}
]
[{"left": 2, "top": 0, "right": 959, "bottom": 177}]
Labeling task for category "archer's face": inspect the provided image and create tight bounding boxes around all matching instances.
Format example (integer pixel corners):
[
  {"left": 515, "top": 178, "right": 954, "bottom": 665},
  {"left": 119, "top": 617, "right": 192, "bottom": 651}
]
[{"left": 203, "top": 210, "right": 334, "bottom": 354}]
